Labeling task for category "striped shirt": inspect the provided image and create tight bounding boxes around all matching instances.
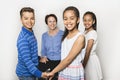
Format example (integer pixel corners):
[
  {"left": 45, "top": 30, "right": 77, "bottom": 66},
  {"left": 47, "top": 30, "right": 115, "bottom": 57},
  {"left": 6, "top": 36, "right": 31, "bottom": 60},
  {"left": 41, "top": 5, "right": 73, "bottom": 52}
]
[{"left": 16, "top": 27, "right": 42, "bottom": 78}]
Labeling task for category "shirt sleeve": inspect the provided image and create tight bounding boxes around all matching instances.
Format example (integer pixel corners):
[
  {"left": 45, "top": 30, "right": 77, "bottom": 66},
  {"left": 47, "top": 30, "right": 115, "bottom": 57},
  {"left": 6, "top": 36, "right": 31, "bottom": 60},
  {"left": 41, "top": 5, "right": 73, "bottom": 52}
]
[
  {"left": 41, "top": 34, "right": 47, "bottom": 56},
  {"left": 19, "top": 39, "right": 42, "bottom": 78},
  {"left": 87, "top": 30, "right": 97, "bottom": 42}
]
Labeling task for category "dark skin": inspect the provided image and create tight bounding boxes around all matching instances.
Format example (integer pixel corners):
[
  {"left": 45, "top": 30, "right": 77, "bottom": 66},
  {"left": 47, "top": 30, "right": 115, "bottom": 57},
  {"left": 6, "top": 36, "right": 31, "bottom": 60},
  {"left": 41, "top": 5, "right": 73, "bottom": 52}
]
[
  {"left": 83, "top": 39, "right": 94, "bottom": 68},
  {"left": 82, "top": 14, "right": 96, "bottom": 68}
]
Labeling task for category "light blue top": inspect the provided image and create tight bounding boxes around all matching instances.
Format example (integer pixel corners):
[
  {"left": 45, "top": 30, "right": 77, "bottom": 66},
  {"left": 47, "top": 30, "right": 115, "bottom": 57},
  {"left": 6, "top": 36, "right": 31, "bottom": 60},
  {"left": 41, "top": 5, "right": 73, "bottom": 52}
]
[{"left": 41, "top": 30, "right": 64, "bottom": 60}]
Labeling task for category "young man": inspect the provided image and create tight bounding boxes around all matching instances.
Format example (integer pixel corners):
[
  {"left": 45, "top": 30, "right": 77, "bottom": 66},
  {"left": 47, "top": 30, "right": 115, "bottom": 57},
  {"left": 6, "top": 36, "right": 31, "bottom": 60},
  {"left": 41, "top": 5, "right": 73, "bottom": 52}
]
[{"left": 16, "top": 7, "right": 47, "bottom": 80}]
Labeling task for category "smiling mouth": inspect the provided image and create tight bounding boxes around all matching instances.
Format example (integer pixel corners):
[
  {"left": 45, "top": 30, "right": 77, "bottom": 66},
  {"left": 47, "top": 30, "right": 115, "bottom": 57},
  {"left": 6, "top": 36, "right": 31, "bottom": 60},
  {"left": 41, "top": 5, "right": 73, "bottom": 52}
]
[{"left": 67, "top": 24, "right": 72, "bottom": 27}]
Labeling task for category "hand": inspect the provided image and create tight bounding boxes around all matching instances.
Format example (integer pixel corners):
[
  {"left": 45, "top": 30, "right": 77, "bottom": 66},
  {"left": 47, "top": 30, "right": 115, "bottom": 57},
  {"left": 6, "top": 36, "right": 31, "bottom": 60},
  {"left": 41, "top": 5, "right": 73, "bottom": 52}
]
[
  {"left": 41, "top": 72, "right": 48, "bottom": 79},
  {"left": 40, "top": 56, "right": 48, "bottom": 64},
  {"left": 47, "top": 72, "right": 55, "bottom": 80}
]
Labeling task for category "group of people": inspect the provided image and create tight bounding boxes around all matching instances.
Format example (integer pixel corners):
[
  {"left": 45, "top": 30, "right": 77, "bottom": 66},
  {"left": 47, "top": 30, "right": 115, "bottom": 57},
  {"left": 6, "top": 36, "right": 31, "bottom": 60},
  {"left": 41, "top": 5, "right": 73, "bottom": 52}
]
[{"left": 16, "top": 6, "right": 103, "bottom": 80}]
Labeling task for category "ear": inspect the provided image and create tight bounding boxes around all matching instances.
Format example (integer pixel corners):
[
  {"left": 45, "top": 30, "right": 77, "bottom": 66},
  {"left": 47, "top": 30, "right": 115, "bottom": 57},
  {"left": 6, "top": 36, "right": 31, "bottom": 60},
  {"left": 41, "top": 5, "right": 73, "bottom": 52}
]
[
  {"left": 93, "top": 20, "right": 95, "bottom": 24},
  {"left": 77, "top": 18, "right": 80, "bottom": 23}
]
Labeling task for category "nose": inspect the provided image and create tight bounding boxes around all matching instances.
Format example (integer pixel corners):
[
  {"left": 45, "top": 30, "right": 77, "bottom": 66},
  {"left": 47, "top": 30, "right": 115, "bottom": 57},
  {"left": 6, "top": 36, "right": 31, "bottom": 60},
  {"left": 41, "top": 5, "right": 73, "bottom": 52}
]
[
  {"left": 29, "top": 19, "right": 33, "bottom": 23},
  {"left": 67, "top": 19, "right": 71, "bottom": 23}
]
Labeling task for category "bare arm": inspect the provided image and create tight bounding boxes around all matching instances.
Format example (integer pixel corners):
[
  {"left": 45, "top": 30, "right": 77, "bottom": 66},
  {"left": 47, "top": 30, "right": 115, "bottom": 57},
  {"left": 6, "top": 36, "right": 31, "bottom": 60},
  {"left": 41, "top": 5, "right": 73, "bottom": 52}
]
[
  {"left": 83, "top": 39, "right": 94, "bottom": 68},
  {"left": 50, "top": 35, "right": 85, "bottom": 75}
]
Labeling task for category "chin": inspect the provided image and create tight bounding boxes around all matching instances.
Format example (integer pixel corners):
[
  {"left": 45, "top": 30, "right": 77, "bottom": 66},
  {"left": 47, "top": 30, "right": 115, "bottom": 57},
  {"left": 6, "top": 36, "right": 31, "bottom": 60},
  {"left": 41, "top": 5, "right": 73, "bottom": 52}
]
[{"left": 67, "top": 27, "right": 73, "bottom": 30}]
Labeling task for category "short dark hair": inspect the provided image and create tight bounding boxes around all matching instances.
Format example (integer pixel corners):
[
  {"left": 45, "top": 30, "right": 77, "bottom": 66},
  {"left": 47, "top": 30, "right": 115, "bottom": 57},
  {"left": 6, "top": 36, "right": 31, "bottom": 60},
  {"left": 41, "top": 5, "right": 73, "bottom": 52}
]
[
  {"left": 20, "top": 7, "right": 34, "bottom": 18},
  {"left": 45, "top": 14, "right": 57, "bottom": 24}
]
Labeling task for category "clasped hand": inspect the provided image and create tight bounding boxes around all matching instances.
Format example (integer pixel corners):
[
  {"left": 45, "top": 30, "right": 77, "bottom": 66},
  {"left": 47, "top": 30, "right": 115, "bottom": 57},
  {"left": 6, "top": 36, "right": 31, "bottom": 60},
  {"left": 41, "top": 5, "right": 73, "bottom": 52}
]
[{"left": 41, "top": 72, "right": 55, "bottom": 80}]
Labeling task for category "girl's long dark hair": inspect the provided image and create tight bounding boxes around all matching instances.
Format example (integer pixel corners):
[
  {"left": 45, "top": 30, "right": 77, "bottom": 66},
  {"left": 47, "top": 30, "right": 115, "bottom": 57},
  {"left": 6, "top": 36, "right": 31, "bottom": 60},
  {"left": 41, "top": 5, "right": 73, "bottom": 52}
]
[
  {"left": 83, "top": 11, "right": 97, "bottom": 30},
  {"left": 62, "top": 6, "right": 80, "bottom": 41}
]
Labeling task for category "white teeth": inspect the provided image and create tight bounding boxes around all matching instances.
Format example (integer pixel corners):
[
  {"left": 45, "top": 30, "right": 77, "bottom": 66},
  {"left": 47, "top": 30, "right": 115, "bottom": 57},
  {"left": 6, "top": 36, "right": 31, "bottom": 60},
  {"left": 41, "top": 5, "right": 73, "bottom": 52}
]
[
  {"left": 85, "top": 24, "right": 89, "bottom": 27},
  {"left": 68, "top": 24, "right": 71, "bottom": 27}
]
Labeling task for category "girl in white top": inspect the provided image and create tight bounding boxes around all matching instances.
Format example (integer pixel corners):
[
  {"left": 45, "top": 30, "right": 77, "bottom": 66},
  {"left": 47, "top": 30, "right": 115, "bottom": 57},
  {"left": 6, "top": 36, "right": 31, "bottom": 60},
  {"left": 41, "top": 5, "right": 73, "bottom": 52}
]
[
  {"left": 82, "top": 11, "right": 103, "bottom": 80},
  {"left": 48, "top": 6, "right": 85, "bottom": 80}
]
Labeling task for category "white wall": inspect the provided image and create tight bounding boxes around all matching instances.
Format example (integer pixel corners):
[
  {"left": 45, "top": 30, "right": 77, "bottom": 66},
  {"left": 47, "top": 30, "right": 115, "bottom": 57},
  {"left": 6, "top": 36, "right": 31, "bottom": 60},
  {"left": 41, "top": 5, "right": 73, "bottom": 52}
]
[{"left": 0, "top": 0, "right": 120, "bottom": 80}]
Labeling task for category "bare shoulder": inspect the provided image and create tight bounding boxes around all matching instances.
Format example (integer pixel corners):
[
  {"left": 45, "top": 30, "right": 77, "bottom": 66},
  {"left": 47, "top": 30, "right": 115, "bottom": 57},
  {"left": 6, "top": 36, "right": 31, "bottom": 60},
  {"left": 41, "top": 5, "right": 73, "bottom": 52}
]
[
  {"left": 73, "top": 34, "right": 85, "bottom": 46},
  {"left": 77, "top": 34, "right": 85, "bottom": 41}
]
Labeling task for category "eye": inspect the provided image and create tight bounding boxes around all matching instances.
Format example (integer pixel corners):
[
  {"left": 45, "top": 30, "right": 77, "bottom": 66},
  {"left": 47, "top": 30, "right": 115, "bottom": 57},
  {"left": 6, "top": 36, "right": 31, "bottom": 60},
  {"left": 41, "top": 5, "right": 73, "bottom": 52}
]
[
  {"left": 53, "top": 21, "right": 56, "bottom": 23},
  {"left": 31, "top": 17, "right": 35, "bottom": 20},
  {"left": 24, "top": 17, "right": 28, "bottom": 20},
  {"left": 63, "top": 18, "right": 67, "bottom": 20},
  {"left": 70, "top": 17, "right": 74, "bottom": 20},
  {"left": 83, "top": 19, "right": 87, "bottom": 22},
  {"left": 48, "top": 21, "right": 52, "bottom": 23}
]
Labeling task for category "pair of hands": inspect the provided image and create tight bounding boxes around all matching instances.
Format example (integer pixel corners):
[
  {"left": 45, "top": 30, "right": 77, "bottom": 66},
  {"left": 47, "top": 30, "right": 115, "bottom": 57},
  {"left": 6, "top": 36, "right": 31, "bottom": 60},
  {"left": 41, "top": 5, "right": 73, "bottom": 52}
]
[
  {"left": 41, "top": 72, "right": 54, "bottom": 80},
  {"left": 40, "top": 56, "right": 55, "bottom": 80}
]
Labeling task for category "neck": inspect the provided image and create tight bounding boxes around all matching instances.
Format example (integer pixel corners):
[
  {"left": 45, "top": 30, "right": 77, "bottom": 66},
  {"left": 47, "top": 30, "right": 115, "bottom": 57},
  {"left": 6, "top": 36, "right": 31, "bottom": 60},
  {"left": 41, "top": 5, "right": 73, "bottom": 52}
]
[
  {"left": 69, "top": 27, "right": 78, "bottom": 34},
  {"left": 85, "top": 27, "right": 93, "bottom": 33},
  {"left": 48, "top": 27, "right": 58, "bottom": 36},
  {"left": 24, "top": 27, "right": 33, "bottom": 32},
  {"left": 67, "top": 28, "right": 79, "bottom": 39}
]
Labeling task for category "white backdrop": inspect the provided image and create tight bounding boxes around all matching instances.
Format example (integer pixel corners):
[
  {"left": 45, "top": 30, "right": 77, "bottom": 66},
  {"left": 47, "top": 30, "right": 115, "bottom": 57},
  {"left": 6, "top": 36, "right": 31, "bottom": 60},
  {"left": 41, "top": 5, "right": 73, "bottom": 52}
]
[{"left": 0, "top": 0, "right": 120, "bottom": 80}]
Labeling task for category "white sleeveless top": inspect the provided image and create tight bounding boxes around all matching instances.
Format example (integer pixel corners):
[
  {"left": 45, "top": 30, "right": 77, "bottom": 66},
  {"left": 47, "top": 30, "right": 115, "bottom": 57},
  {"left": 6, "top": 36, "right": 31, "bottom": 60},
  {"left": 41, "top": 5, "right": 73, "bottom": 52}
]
[
  {"left": 61, "top": 32, "right": 84, "bottom": 65},
  {"left": 58, "top": 32, "right": 84, "bottom": 80}
]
